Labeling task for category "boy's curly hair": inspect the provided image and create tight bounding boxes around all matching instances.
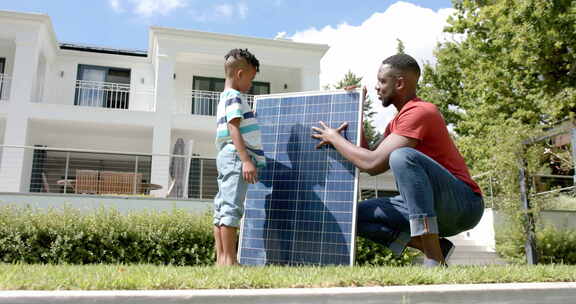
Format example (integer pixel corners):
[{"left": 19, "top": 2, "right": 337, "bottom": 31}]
[{"left": 225, "top": 48, "right": 260, "bottom": 72}]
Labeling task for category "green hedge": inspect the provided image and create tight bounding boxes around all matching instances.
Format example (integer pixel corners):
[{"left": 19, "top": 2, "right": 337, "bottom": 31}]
[
  {"left": 0, "top": 206, "right": 415, "bottom": 266},
  {"left": 0, "top": 206, "right": 214, "bottom": 265},
  {"left": 496, "top": 224, "right": 576, "bottom": 265}
]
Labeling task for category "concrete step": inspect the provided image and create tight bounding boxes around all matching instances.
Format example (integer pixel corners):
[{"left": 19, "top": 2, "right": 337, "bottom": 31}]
[
  {"left": 412, "top": 242, "right": 507, "bottom": 266},
  {"left": 449, "top": 254, "right": 508, "bottom": 266},
  {"left": 414, "top": 251, "right": 507, "bottom": 266},
  {"left": 452, "top": 245, "right": 496, "bottom": 253}
]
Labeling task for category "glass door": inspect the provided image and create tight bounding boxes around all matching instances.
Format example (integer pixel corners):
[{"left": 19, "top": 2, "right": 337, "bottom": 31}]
[
  {"left": 76, "top": 66, "right": 107, "bottom": 107},
  {"left": 75, "top": 65, "right": 131, "bottom": 108},
  {"left": 192, "top": 76, "right": 225, "bottom": 115}
]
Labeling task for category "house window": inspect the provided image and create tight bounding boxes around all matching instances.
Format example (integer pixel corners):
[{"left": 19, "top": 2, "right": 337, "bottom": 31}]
[
  {"left": 249, "top": 81, "right": 270, "bottom": 95},
  {"left": 191, "top": 76, "right": 270, "bottom": 115},
  {"left": 75, "top": 65, "right": 131, "bottom": 109}
]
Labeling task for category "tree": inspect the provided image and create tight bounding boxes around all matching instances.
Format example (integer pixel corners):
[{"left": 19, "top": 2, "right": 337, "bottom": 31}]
[
  {"left": 396, "top": 38, "right": 405, "bottom": 54},
  {"left": 419, "top": 0, "right": 576, "bottom": 211},
  {"left": 420, "top": 0, "right": 576, "bottom": 165},
  {"left": 334, "top": 70, "right": 381, "bottom": 147}
]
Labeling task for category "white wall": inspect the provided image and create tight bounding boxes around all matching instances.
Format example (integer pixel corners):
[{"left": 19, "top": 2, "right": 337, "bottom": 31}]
[
  {"left": 540, "top": 210, "right": 576, "bottom": 230},
  {"left": 28, "top": 120, "right": 153, "bottom": 153},
  {"left": 0, "top": 193, "right": 211, "bottom": 214},
  {"left": 44, "top": 51, "right": 154, "bottom": 109},
  {"left": 0, "top": 41, "right": 15, "bottom": 76},
  {"left": 171, "top": 129, "right": 216, "bottom": 158}
]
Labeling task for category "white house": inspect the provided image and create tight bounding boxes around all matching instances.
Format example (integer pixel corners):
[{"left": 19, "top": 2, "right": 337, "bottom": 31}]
[{"left": 0, "top": 10, "right": 395, "bottom": 209}]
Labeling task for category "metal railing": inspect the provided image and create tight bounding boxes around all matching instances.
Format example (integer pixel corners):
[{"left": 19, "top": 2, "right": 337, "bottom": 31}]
[
  {"left": 473, "top": 171, "right": 576, "bottom": 209},
  {"left": 74, "top": 80, "right": 155, "bottom": 111},
  {"left": 0, "top": 145, "right": 216, "bottom": 199},
  {"left": 0, "top": 74, "right": 11, "bottom": 102},
  {"left": 180, "top": 90, "right": 255, "bottom": 116}
]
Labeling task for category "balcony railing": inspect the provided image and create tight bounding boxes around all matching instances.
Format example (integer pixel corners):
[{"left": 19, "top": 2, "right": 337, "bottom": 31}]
[
  {"left": 179, "top": 90, "right": 255, "bottom": 116},
  {"left": 0, "top": 145, "right": 216, "bottom": 200},
  {"left": 74, "top": 80, "right": 155, "bottom": 112},
  {"left": 0, "top": 74, "right": 11, "bottom": 102}
]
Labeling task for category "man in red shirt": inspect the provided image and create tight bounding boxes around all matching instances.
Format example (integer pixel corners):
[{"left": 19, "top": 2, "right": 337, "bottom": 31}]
[{"left": 312, "top": 54, "right": 484, "bottom": 266}]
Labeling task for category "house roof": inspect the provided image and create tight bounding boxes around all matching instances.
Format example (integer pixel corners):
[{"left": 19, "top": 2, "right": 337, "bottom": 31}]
[{"left": 59, "top": 43, "right": 147, "bottom": 57}]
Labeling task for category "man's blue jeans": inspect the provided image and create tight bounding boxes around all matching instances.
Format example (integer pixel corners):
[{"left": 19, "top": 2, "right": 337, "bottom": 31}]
[{"left": 356, "top": 147, "right": 484, "bottom": 255}]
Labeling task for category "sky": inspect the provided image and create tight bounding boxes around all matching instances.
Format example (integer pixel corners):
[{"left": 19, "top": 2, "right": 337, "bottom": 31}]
[{"left": 2, "top": 0, "right": 456, "bottom": 128}]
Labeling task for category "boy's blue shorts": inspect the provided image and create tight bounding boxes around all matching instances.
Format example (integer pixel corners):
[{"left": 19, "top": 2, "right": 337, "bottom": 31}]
[{"left": 213, "top": 144, "right": 249, "bottom": 228}]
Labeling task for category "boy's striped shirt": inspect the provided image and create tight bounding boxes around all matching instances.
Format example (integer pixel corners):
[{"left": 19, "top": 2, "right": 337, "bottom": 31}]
[{"left": 215, "top": 89, "right": 266, "bottom": 167}]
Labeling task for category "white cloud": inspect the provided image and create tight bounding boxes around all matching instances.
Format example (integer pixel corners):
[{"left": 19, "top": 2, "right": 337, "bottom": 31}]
[
  {"left": 191, "top": 2, "right": 249, "bottom": 22},
  {"left": 109, "top": 0, "right": 188, "bottom": 17},
  {"left": 290, "top": 1, "right": 456, "bottom": 130},
  {"left": 109, "top": 0, "right": 124, "bottom": 13},
  {"left": 237, "top": 3, "right": 248, "bottom": 19},
  {"left": 214, "top": 4, "right": 234, "bottom": 18},
  {"left": 274, "top": 31, "right": 287, "bottom": 39}
]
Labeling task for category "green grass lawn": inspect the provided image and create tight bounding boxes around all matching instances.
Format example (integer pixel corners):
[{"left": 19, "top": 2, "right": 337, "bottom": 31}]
[{"left": 0, "top": 264, "right": 574, "bottom": 290}]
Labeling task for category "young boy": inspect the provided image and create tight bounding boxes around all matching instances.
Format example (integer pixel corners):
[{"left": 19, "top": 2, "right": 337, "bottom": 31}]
[{"left": 213, "top": 48, "right": 266, "bottom": 266}]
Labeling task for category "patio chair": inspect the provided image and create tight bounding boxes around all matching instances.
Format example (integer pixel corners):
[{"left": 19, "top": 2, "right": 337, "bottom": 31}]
[
  {"left": 119, "top": 172, "right": 143, "bottom": 195},
  {"left": 75, "top": 170, "right": 99, "bottom": 194},
  {"left": 99, "top": 171, "right": 143, "bottom": 195}
]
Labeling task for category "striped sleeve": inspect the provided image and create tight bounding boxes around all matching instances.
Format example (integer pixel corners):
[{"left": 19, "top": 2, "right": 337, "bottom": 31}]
[{"left": 225, "top": 96, "right": 243, "bottom": 122}]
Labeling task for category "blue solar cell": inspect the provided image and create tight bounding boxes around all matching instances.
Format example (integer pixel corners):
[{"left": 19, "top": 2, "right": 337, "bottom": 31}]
[{"left": 239, "top": 91, "right": 361, "bottom": 266}]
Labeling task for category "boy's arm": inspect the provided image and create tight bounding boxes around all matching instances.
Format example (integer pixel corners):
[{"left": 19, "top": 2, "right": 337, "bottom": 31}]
[{"left": 228, "top": 118, "right": 258, "bottom": 184}]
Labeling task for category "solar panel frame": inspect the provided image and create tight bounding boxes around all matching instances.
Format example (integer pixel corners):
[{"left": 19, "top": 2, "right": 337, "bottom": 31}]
[{"left": 238, "top": 90, "right": 362, "bottom": 266}]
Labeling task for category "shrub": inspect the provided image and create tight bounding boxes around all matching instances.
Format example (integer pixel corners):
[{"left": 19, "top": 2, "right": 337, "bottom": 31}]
[
  {"left": 355, "top": 237, "right": 417, "bottom": 266},
  {"left": 496, "top": 223, "right": 576, "bottom": 265},
  {"left": 0, "top": 206, "right": 214, "bottom": 265},
  {"left": 0, "top": 206, "right": 416, "bottom": 266}
]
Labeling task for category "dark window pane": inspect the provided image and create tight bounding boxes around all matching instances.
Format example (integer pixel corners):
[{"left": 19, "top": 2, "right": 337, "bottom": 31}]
[
  {"left": 250, "top": 81, "right": 270, "bottom": 95},
  {"left": 193, "top": 78, "right": 212, "bottom": 91},
  {"left": 107, "top": 68, "right": 131, "bottom": 84}
]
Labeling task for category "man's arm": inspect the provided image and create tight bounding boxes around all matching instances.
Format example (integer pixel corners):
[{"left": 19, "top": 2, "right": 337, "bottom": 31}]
[
  {"left": 312, "top": 121, "right": 418, "bottom": 175},
  {"left": 228, "top": 118, "right": 258, "bottom": 184}
]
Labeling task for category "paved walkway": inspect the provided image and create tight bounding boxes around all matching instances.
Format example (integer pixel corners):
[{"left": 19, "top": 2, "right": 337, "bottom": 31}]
[{"left": 0, "top": 282, "right": 575, "bottom": 304}]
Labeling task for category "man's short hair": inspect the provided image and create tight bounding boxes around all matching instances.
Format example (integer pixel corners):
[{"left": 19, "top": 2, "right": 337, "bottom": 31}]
[
  {"left": 224, "top": 48, "right": 260, "bottom": 72},
  {"left": 382, "top": 54, "right": 420, "bottom": 77}
]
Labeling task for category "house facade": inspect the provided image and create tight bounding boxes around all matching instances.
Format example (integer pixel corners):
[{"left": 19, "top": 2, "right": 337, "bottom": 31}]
[{"left": 0, "top": 10, "right": 395, "bottom": 204}]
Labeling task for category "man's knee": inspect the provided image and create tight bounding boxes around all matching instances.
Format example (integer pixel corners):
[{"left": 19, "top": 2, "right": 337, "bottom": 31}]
[
  {"left": 389, "top": 147, "right": 419, "bottom": 169},
  {"left": 356, "top": 201, "right": 372, "bottom": 222}
]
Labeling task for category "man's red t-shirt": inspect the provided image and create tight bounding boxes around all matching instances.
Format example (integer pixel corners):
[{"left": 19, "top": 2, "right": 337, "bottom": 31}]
[{"left": 384, "top": 97, "right": 482, "bottom": 194}]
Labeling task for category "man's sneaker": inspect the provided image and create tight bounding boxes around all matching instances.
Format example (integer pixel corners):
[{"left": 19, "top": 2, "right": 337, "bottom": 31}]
[
  {"left": 422, "top": 238, "right": 455, "bottom": 267},
  {"left": 439, "top": 238, "right": 455, "bottom": 262}
]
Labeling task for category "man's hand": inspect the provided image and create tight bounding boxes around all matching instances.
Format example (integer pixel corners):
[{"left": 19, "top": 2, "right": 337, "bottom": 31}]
[
  {"left": 311, "top": 121, "right": 349, "bottom": 149},
  {"left": 242, "top": 160, "right": 258, "bottom": 184}
]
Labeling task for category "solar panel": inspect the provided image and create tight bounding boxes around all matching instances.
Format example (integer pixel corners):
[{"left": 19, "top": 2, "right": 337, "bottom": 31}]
[{"left": 238, "top": 90, "right": 361, "bottom": 266}]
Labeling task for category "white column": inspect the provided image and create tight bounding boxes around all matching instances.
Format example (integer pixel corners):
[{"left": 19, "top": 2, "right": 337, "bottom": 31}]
[
  {"left": 150, "top": 125, "right": 171, "bottom": 197},
  {"left": 300, "top": 66, "right": 321, "bottom": 92},
  {"left": 149, "top": 52, "right": 176, "bottom": 197},
  {"left": 9, "top": 33, "right": 40, "bottom": 104},
  {"left": 0, "top": 116, "right": 31, "bottom": 192},
  {"left": 0, "top": 32, "right": 39, "bottom": 193}
]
